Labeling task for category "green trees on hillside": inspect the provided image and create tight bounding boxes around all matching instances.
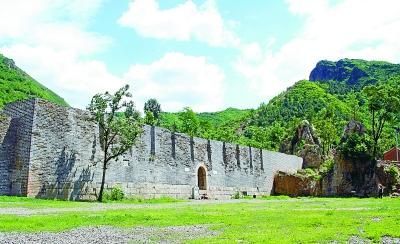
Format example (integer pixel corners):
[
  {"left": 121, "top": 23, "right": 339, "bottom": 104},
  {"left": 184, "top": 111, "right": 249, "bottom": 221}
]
[
  {"left": 314, "top": 106, "right": 339, "bottom": 156},
  {"left": 364, "top": 83, "right": 400, "bottom": 158},
  {"left": 0, "top": 54, "right": 67, "bottom": 107},
  {"left": 179, "top": 107, "right": 200, "bottom": 137}
]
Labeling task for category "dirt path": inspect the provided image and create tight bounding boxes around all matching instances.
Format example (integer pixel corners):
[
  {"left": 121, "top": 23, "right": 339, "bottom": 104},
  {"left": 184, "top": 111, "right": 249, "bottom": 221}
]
[
  {"left": 0, "top": 225, "right": 218, "bottom": 244},
  {"left": 0, "top": 199, "right": 267, "bottom": 216}
]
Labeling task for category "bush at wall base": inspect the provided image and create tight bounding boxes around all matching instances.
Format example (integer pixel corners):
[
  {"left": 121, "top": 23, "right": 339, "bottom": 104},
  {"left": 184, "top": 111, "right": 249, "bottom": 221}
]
[{"left": 103, "top": 187, "right": 125, "bottom": 201}]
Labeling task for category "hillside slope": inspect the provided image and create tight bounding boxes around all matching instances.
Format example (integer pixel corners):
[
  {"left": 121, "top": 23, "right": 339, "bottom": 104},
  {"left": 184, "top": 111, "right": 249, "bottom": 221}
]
[
  {"left": 0, "top": 54, "right": 67, "bottom": 108},
  {"left": 247, "top": 59, "right": 400, "bottom": 151},
  {"left": 159, "top": 58, "right": 400, "bottom": 154}
]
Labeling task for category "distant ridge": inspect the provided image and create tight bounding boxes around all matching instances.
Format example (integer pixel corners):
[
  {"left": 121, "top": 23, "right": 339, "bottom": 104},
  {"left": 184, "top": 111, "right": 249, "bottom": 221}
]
[{"left": 309, "top": 58, "right": 400, "bottom": 93}]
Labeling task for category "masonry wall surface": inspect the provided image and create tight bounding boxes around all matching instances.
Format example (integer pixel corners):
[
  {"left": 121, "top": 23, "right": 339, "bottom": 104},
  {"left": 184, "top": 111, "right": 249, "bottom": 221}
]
[
  {"left": 0, "top": 114, "right": 13, "bottom": 194},
  {"left": 0, "top": 99, "right": 303, "bottom": 200},
  {"left": 2, "top": 100, "right": 36, "bottom": 195}
]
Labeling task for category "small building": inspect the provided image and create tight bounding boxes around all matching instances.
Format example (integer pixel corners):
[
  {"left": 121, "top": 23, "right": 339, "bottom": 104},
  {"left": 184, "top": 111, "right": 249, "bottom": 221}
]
[{"left": 383, "top": 147, "right": 400, "bottom": 162}]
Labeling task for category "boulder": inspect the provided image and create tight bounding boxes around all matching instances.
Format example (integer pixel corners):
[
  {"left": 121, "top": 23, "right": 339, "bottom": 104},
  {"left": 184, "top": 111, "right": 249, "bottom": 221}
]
[
  {"left": 280, "top": 120, "right": 323, "bottom": 168},
  {"left": 342, "top": 120, "right": 366, "bottom": 139},
  {"left": 273, "top": 171, "right": 320, "bottom": 197}
]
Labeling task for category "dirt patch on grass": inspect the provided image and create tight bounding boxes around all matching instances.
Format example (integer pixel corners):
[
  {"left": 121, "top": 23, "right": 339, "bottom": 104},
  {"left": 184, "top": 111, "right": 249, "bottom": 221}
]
[
  {"left": 345, "top": 235, "right": 400, "bottom": 244},
  {"left": 0, "top": 225, "right": 218, "bottom": 243}
]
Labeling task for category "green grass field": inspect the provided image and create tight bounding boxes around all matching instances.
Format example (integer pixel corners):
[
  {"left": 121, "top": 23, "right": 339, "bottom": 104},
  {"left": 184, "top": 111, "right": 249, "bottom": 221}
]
[{"left": 0, "top": 196, "right": 399, "bottom": 243}]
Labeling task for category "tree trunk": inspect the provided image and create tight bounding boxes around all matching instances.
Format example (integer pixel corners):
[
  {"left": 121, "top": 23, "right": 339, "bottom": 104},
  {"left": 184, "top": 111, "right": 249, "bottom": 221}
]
[{"left": 97, "top": 160, "right": 107, "bottom": 202}]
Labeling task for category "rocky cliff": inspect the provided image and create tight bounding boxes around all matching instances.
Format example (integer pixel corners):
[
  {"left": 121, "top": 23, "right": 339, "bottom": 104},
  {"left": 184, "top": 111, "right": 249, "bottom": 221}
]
[{"left": 309, "top": 58, "right": 400, "bottom": 92}]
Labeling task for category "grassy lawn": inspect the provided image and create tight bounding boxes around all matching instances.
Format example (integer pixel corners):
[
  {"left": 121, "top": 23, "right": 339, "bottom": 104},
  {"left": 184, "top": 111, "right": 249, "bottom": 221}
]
[
  {"left": 0, "top": 196, "right": 399, "bottom": 243},
  {"left": 0, "top": 196, "right": 181, "bottom": 209}
]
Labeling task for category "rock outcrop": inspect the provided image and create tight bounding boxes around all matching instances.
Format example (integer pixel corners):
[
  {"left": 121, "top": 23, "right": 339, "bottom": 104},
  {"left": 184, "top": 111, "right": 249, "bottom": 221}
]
[
  {"left": 280, "top": 120, "right": 323, "bottom": 168},
  {"left": 342, "top": 120, "right": 366, "bottom": 139},
  {"left": 309, "top": 58, "right": 400, "bottom": 92},
  {"left": 375, "top": 161, "right": 400, "bottom": 196},
  {"left": 309, "top": 59, "right": 368, "bottom": 84},
  {"left": 273, "top": 171, "right": 320, "bottom": 197},
  {"left": 327, "top": 120, "right": 382, "bottom": 197}
]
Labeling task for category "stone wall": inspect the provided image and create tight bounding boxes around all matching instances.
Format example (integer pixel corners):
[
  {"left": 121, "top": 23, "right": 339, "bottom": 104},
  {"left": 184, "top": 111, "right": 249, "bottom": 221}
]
[
  {"left": 0, "top": 99, "right": 303, "bottom": 200},
  {"left": 2, "top": 100, "right": 36, "bottom": 195},
  {"left": 0, "top": 113, "right": 14, "bottom": 194}
]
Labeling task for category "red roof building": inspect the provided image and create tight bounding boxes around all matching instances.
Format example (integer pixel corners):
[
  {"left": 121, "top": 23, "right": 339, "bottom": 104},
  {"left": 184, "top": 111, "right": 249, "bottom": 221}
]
[{"left": 383, "top": 147, "right": 400, "bottom": 162}]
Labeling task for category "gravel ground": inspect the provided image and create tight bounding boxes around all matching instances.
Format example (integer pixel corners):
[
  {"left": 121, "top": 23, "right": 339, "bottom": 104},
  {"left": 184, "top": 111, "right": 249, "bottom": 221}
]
[
  {"left": 0, "top": 225, "right": 218, "bottom": 244},
  {"left": 346, "top": 236, "right": 400, "bottom": 244}
]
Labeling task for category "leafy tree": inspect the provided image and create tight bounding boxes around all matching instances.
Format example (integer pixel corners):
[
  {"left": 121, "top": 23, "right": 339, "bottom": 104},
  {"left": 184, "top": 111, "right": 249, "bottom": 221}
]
[
  {"left": 179, "top": 107, "right": 200, "bottom": 137},
  {"left": 337, "top": 133, "right": 372, "bottom": 160},
  {"left": 198, "top": 120, "right": 213, "bottom": 139},
  {"left": 315, "top": 120, "right": 337, "bottom": 156},
  {"left": 87, "top": 85, "right": 142, "bottom": 202},
  {"left": 144, "top": 111, "right": 156, "bottom": 126},
  {"left": 315, "top": 107, "right": 339, "bottom": 156},
  {"left": 144, "top": 98, "right": 161, "bottom": 122},
  {"left": 363, "top": 84, "right": 400, "bottom": 158},
  {"left": 347, "top": 92, "right": 360, "bottom": 121}
]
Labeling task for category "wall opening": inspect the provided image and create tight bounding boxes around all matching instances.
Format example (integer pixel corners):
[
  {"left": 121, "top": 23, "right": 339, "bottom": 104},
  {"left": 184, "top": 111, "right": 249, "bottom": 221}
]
[{"left": 197, "top": 166, "right": 207, "bottom": 190}]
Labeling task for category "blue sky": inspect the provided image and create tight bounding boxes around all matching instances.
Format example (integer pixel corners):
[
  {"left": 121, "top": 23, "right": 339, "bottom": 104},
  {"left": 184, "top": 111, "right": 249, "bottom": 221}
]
[{"left": 1, "top": 0, "right": 399, "bottom": 112}]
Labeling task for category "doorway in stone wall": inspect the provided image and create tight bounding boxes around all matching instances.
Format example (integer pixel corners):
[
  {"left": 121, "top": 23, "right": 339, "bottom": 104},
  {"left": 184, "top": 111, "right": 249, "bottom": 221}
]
[{"left": 197, "top": 166, "right": 207, "bottom": 190}]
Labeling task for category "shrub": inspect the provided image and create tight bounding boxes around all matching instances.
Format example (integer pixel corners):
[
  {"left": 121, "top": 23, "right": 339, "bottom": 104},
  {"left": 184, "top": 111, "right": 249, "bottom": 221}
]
[
  {"left": 104, "top": 186, "right": 125, "bottom": 201},
  {"left": 233, "top": 191, "right": 240, "bottom": 199},
  {"left": 385, "top": 165, "right": 400, "bottom": 184},
  {"left": 337, "top": 133, "right": 372, "bottom": 160},
  {"left": 319, "top": 159, "right": 335, "bottom": 176},
  {"left": 296, "top": 168, "right": 321, "bottom": 181}
]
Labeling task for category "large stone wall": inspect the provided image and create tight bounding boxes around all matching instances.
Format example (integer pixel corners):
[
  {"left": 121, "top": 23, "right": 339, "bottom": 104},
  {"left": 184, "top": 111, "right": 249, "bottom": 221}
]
[
  {"left": 0, "top": 113, "right": 14, "bottom": 194},
  {"left": 0, "top": 99, "right": 303, "bottom": 200},
  {"left": 1, "top": 100, "right": 36, "bottom": 195}
]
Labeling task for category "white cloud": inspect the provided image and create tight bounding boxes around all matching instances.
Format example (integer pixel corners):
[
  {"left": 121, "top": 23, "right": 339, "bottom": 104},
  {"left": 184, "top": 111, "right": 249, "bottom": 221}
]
[
  {"left": 235, "top": 0, "right": 400, "bottom": 100},
  {"left": 0, "top": 0, "right": 228, "bottom": 111},
  {"left": 0, "top": 0, "right": 104, "bottom": 39},
  {"left": 118, "top": 0, "right": 239, "bottom": 47},
  {"left": 124, "top": 52, "right": 225, "bottom": 112},
  {"left": 1, "top": 44, "right": 123, "bottom": 108},
  {"left": 0, "top": 0, "right": 123, "bottom": 108}
]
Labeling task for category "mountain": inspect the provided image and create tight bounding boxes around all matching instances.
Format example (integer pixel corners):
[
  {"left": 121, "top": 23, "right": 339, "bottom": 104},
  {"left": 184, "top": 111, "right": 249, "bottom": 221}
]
[
  {"left": 0, "top": 54, "right": 67, "bottom": 108},
  {"left": 158, "top": 58, "right": 400, "bottom": 155},
  {"left": 248, "top": 80, "right": 349, "bottom": 127},
  {"left": 196, "top": 108, "right": 251, "bottom": 128},
  {"left": 309, "top": 58, "right": 400, "bottom": 94}
]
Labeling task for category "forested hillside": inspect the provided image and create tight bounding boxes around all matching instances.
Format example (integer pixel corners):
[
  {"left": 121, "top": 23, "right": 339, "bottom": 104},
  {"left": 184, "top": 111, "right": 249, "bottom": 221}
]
[
  {"left": 158, "top": 58, "right": 400, "bottom": 157},
  {"left": 0, "top": 54, "right": 67, "bottom": 108},
  {"left": 2, "top": 52, "right": 400, "bottom": 158}
]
